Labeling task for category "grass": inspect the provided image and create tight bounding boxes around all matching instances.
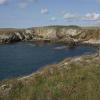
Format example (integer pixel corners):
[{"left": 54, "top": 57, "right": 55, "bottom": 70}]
[
  {"left": 0, "top": 54, "right": 100, "bottom": 100},
  {"left": 0, "top": 28, "right": 25, "bottom": 34}
]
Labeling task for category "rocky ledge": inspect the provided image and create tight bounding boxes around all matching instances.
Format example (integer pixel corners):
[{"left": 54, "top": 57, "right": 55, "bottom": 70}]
[{"left": 0, "top": 25, "right": 100, "bottom": 46}]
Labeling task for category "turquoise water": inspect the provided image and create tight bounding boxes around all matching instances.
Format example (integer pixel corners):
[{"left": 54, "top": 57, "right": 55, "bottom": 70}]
[{"left": 0, "top": 42, "right": 96, "bottom": 80}]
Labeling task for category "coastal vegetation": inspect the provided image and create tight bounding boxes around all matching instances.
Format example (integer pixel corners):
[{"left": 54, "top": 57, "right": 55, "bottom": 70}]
[{"left": 0, "top": 53, "right": 100, "bottom": 100}]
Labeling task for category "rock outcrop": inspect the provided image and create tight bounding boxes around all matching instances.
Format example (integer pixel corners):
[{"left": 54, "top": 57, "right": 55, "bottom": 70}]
[
  {"left": 0, "top": 29, "right": 34, "bottom": 44},
  {"left": 0, "top": 26, "right": 100, "bottom": 45}
]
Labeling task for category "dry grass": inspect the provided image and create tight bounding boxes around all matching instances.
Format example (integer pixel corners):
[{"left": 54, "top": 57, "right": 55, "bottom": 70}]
[
  {"left": 0, "top": 54, "right": 100, "bottom": 100},
  {"left": 0, "top": 28, "right": 25, "bottom": 34}
]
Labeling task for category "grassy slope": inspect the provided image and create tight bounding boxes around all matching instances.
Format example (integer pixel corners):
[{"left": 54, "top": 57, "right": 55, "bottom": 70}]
[
  {"left": 0, "top": 28, "right": 25, "bottom": 34},
  {"left": 0, "top": 53, "right": 100, "bottom": 100}
]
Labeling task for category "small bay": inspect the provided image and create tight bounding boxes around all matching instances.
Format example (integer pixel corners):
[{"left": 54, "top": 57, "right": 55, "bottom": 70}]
[{"left": 0, "top": 42, "right": 96, "bottom": 80}]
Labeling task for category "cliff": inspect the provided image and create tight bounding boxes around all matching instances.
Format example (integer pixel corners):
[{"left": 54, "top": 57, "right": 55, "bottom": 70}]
[
  {"left": 0, "top": 26, "right": 100, "bottom": 45},
  {"left": 0, "top": 29, "right": 34, "bottom": 43}
]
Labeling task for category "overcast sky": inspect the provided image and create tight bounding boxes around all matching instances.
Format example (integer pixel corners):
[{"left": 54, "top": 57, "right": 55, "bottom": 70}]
[{"left": 0, "top": 0, "right": 100, "bottom": 28}]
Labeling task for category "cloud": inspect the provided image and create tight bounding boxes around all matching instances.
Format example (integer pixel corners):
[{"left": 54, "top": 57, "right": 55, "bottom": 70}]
[
  {"left": 41, "top": 8, "right": 48, "bottom": 14},
  {"left": 63, "top": 13, "right": 79, "bottom": 20},
  {"left": 63, "top": 12, "right": 100, "bottom": 22},
  {"left": 95, "top": 20, "right": 100, "bottom": 24},
  {"left": 96, "top": 0, "right": 100, "bottom": 3},
  {"left": 85, "top": 13, "right": 100, "bottom": 20},
  {"left": 0, "top": 0, "right": 8, "bottom": 5},
  {"left": 19, "top": 0, "right": 37, "bottom": 8},
  {"left": 19, "top": 2, "right": 28, "bottom": 8},
  {"left": 50, "top": 17, "right": 56, "bottom": 21},
  {"left": 21, "top": 0, "right": 36, "bottom": 2}
]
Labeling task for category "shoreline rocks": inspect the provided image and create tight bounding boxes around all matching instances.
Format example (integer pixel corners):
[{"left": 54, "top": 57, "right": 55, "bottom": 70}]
[{"left": 0, "top": 26, "right": 100, "bottom": 46}]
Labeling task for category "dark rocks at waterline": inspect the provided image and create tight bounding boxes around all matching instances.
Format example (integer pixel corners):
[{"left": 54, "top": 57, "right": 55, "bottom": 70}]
[
  {"left": 0, "top": 29, "right": 35, "bottom": 44},
  {"left": 0, "top": 34, "right": 21, "bottom": 44}
]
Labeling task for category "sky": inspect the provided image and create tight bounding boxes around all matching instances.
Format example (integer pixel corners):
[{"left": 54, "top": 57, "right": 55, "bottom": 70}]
[{"left": 0, "top": 0, "right": 100, "bottom": 28}]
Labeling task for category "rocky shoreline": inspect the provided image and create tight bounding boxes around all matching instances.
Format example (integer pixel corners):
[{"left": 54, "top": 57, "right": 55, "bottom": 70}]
[{"left": 0, "top": 26, "right": 100, "bottom": 47}]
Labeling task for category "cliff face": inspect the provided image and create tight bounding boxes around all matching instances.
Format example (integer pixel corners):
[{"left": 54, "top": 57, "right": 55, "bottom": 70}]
[
  {"left": 0, "top": 29, "right": 34, "bottom": 44},
  {"left": 0, "top": 26, "right": 100, "bottom": 44}
]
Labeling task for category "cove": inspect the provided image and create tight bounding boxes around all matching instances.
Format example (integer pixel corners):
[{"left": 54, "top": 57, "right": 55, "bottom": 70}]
[{"left": 0, "top": 42, "right": 96, "bottom": 80}]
